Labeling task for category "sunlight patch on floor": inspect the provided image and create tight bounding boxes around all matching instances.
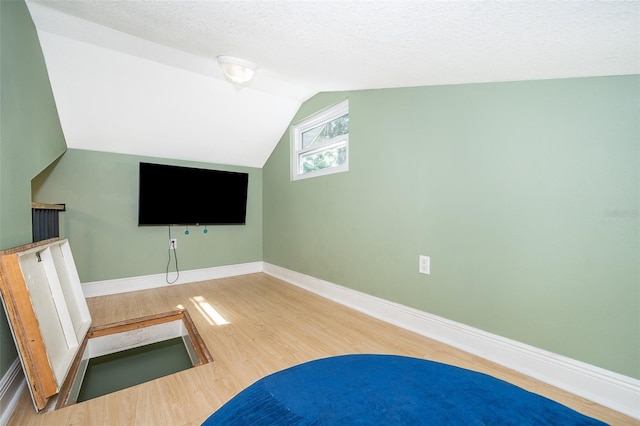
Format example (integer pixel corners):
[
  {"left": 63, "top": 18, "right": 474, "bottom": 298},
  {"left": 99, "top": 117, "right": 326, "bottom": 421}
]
[{"left": 182, "top": 296, "right": 230, "bottom": 326}]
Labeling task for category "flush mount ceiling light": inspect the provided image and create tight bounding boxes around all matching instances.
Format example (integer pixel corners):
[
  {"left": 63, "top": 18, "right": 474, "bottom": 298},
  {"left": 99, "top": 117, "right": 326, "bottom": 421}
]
[{"left": 217, "top": 56, "right": 257, "bottom": 89}]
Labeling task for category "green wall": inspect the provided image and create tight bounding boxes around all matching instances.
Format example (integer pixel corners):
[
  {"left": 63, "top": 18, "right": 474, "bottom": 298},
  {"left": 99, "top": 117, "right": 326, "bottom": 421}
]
[
  {"left": 263, "top": 76, "right": 640, "bottom": 379},
  {"left": 32, "top": 149, "right": 263, "bottom": 283},
  {"left": 0, "top": 1, "right": 67, "bottom": 375}
]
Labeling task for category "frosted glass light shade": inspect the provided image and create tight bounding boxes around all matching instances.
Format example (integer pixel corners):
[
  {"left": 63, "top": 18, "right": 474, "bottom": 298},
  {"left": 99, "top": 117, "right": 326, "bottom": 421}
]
[{"left": 217, "top": 56, "right": 257, "bottom": 87}]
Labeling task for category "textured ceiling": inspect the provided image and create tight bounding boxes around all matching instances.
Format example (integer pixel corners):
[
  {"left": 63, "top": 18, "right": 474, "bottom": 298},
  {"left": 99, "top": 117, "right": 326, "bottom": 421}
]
[{"left": 26, "top": 0, "right": 640, "bottom": 168}]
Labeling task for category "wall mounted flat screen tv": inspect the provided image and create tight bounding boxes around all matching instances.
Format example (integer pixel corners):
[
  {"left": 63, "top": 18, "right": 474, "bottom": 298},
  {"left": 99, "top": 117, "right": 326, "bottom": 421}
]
[{"left": 138, "top": 162, "right": 249, "bottom": 226}]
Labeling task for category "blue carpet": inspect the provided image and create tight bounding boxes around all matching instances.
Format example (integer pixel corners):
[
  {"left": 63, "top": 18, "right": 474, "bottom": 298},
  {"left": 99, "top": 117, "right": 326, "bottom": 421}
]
[{"left": 202, "top": 354, "right": 607, "bottom": 425}]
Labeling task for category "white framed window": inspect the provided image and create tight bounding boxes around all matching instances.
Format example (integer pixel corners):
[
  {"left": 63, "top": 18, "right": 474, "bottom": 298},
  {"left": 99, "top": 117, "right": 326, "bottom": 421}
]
[{"left": 291, "top": 99, "right": 349, "bottom": 181}]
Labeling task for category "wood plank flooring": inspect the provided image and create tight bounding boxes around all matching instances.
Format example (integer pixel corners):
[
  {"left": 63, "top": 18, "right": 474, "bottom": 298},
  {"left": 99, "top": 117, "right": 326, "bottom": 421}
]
[{"left": 7, "top": 273, "right": 638, "bottom": 425}]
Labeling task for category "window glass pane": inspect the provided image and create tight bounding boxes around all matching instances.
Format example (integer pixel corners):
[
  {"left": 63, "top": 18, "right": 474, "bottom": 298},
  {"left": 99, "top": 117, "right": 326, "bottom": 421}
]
[
  {"left": 292, "top": 99, "right": 349, "bottom": 181},
  {"left": 300, "top": 144, "right": 347, "bottom": 174},
  {"left": 301, "top": 114, "right": 349, "bottom": 149}
]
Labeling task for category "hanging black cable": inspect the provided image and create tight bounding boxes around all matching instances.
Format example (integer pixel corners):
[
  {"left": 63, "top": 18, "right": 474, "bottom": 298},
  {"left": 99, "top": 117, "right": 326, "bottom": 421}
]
[{"left": 166, "top": 226, "right": 179, "bottom": 284}]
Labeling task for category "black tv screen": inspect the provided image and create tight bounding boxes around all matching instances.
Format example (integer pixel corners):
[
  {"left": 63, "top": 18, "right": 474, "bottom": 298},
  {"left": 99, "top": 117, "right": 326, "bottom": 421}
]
[{"left": 138, "top": 162, "right": 248, "bottom": 226}]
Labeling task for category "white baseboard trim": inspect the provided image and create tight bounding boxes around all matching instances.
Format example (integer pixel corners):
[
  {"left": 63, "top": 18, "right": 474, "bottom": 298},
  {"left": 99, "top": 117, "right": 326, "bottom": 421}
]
[
  {"left": 0, "top": 359, "right": 25, "bottom": 426},
  {"left": 81, "top": 261, "right": 264, "bottom": 298},
  {"left": 263, "top": 262, "right": 640, "bottom": 420}
]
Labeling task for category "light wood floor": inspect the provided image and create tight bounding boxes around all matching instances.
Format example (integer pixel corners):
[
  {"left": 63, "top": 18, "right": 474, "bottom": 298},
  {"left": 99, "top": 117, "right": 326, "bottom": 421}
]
[{"left": 8, "top": 273, "right": 638, "bottom": 425}]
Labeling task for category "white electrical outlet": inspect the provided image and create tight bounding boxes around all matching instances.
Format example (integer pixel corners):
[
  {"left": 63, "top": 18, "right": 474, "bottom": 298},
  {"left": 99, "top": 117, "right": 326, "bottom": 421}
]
[
  {"left": 419, "top": 255, "right": 430, "bottom": 274},
  {"left": 169, "top": 238, "right": 177, "bottom": 249}
]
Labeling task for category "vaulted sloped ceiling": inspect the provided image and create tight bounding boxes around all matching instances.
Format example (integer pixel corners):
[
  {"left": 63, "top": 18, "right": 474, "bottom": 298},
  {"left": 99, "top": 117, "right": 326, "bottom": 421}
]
[{"left": 26, "top": 1, "right": 640, "bottom": 168}]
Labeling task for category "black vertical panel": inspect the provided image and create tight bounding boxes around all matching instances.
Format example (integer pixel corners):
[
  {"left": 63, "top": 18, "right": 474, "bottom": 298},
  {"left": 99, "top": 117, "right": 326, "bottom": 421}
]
[{"left": 32, "top": 208, "right": 62, "bottom": 242}]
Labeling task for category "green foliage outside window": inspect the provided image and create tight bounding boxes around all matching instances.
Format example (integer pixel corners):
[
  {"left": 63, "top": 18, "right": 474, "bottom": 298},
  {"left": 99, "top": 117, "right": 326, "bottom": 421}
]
[
  {"left": 300, "top": 114, "right": 349, "bottom": 172},
  {"left": 302, "top": 115, "right": 349, "bottom": 149},
  {"left": 301, "top": 145, "right": 347, "bottom": 173}
]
